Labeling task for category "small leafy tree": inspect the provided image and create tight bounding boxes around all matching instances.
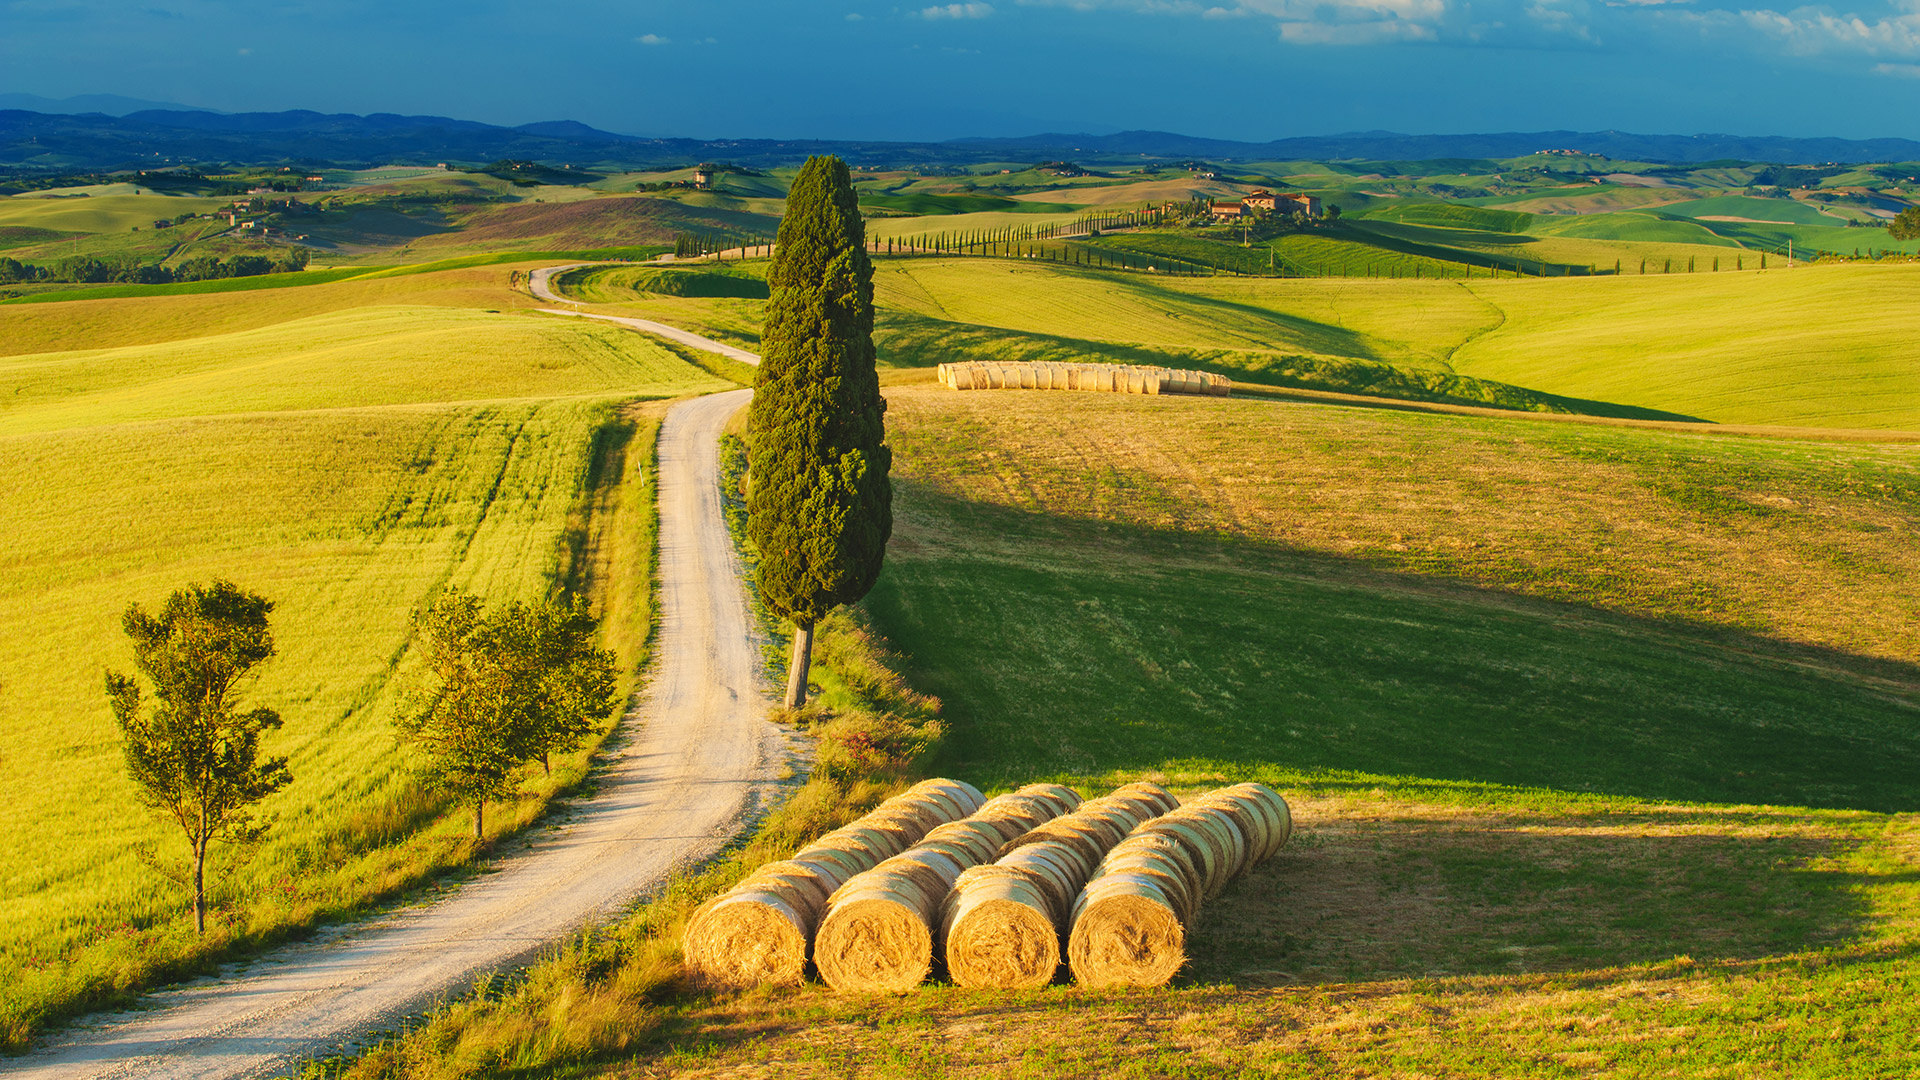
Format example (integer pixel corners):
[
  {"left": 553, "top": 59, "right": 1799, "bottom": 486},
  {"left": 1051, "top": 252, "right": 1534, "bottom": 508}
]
[
  {"left": 504, "top": 596, "right": 619, "bottom": 775},
  {"left": 107, "top": 580, "right": 292, "bottom": 933},
  {"left": 396, "top": 591, "right": 619, "bottom": 837},
  {"left": 397, "top": 592, "right": 520, "bottom": 839}
]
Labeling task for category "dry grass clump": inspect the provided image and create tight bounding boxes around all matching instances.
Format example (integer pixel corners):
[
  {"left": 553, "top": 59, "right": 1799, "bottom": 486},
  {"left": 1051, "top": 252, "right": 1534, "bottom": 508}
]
[
  {"left": 813, "top": 784, "right": 1079, "bottom": 993},
  {"left": 682, "top": 778, "right": 984, "bottom": 988},
  {"left": 1068, "top": 782, "right": 1291, "bottom": 989},
  {"left": 937, "top": 360, "right": 1230, "bottom": 397},
  {"left": 940, "top": 782, "right": 1179, "bottom": 989}
]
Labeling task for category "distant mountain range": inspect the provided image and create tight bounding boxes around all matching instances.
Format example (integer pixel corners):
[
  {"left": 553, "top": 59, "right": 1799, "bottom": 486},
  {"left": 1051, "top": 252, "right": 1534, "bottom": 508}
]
[
  {"left": 3, "top": 106, "right": 1918, "bottom": 171},
  {"left": 0, "top": 93, "right": 217, "bottom": 116}
]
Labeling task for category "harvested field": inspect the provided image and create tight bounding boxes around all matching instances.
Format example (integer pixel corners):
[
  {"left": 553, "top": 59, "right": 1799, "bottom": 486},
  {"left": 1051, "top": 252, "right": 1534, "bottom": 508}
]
[
  {"left": 683, "top": 779, "right": 984, "bottom": 989},
  {"left": 413, "top": 196, "right": 777, "bottom": 253},
  {"left": 938, "top": 360, "right": 1230, "bottom": 397}
]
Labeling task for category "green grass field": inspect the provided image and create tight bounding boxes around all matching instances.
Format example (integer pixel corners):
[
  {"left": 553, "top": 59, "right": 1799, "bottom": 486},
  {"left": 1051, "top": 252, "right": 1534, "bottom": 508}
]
[
  {"left": 0, "top": 193, "right": 230, "bottom": 235},
  {"left": 0, "top": 282, "right": 731, "bottom": 1044},
  {"left": 1450, "top": 264, "right": 1920, "bottom": 428}
]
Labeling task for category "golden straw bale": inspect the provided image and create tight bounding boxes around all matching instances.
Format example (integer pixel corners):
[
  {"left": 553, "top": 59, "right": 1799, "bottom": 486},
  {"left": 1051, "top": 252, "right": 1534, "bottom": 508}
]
[
  {"left": 939, "top": 867, "right": 1062, "bottom": 989},
  {"left": 684, "top": 889, "right": 812, "bottom": 988},
  {"left": 911, "top": 777, "right": 987, "bottom": 813},
  {"left": 814, "top": 879, "right": 944, "bottom": 993},
  {"left": 1111, "top": 782, "right": 1180, "bottom": 815},
  {"left": 922, "top": 819, "right": 1008, "bottom": 863},
  {"left": 1067, "top": 875, "right": 1187, "bottom": 989},
  {"left": 1090, "top": 837, "right": 1199, "bottom": 924},
  {"left": 996, "top": 843, "right": 1085, "bottom": 921}
]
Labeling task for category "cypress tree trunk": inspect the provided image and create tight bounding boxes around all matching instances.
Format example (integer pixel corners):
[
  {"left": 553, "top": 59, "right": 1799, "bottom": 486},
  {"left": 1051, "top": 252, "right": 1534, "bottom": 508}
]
[
  {"left": 475, "top": 799, "right": 484, "bottom": 840},
  {"left": 748, "top": 156, "right": 891, "bottom": 711},
  {"left": 785, "top": 623, "right": 815, "bottom": 709}
]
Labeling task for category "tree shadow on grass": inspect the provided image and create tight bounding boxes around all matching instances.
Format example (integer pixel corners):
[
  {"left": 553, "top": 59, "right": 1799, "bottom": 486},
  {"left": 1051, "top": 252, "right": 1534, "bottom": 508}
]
[{"left": 867, "top": 486, "right": 1920, "bottom": 815}]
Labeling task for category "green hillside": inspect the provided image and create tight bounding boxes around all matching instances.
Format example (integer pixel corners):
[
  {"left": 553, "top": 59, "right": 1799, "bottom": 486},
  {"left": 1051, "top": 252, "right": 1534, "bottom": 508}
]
[{"left": 1451, "top": 264, "right": 1920, "bottom": 428}]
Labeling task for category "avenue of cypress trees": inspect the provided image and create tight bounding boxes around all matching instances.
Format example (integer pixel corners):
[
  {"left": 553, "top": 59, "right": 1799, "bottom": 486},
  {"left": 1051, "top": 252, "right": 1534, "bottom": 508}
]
[{"left": 748, "top": 155, "right": 892, "bottom": 708}]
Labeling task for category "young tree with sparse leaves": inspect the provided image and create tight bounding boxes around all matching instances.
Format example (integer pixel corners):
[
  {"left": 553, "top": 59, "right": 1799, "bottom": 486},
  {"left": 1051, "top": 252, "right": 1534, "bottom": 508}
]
[
  {"left": 107, "top": 580, "right": 292, "bottom": 934},
  {"left": 748, "top": 155, "right": 892, "bottom": 709}
]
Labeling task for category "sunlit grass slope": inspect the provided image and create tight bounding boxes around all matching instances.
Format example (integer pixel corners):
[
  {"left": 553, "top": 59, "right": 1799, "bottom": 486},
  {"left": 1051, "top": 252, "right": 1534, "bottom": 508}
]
[
  {"left": 0, "top": 288, "right": 729, "bottom": 1042},
  {"left": 0, "top": 193, "right": 230, "bottom": 234},
  {"left": 0, "top": 305, "right": 720, "bottom": 435},
  {"left": 868, "top": 258, "right": 1493, "bottom": 366},
  {"left": 1454, "top": 264, "right": 1920, "bottom": 429}
]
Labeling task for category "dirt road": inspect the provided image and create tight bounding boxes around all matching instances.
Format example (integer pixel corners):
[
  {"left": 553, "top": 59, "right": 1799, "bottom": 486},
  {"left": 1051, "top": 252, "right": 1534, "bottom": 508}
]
[
  {"left": 527, "top": 263, "right": 763, "bottom": 365},
  {"left": 7, "top": 308, "right": 773, "bottom": 1078}
]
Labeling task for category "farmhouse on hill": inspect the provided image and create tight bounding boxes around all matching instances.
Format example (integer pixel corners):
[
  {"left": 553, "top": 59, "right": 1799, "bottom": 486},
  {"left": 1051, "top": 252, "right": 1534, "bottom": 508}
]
[{"left": 1211, "top": 190, "right": 1323, "bottom": 219}]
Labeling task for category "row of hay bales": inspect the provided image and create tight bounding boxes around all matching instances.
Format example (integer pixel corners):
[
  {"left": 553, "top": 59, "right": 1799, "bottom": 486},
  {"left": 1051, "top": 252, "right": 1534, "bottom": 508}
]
[
  {"left": 814, "top": 783, "right": 1084, "bottom": 992},
  {"left": 937, "top": 361, "right": 1232, "bottom": 397},
  {"left": 682, "top": 778, "right": 989, "bottom": 988},
  {"left": 1069, "top": 783, "right": 1291, "bottom": 989},
  {"left": 686, "top": 779, "right": 1291, "bottom": 992}
]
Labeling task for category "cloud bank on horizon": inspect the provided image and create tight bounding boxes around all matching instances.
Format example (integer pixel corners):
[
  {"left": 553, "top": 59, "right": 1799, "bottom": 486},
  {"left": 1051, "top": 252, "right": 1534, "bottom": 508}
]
[{"left": 1, "top": 0, "right": 1913, "bottom": 141}]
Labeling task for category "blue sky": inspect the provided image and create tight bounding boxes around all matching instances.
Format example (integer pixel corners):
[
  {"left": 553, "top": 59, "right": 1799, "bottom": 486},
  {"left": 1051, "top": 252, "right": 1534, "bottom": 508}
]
[{"left": 1, "top": 0, "right": 1913, "bottom": 140}]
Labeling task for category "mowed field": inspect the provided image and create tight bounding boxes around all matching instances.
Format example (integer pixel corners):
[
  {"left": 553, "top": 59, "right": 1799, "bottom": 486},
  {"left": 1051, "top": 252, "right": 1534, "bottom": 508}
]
[
  {"left": 0, "top": 268, "right": 731, "bottom": 1042},
  {"left": 606, "top": 386, "right": 1920, "bottom": 1077}
]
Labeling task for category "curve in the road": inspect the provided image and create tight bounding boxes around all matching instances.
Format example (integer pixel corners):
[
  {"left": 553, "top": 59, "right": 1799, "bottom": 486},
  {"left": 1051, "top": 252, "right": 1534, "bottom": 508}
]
[{"left": 7, "top": 280, "right": 772, "bottom": 1080}]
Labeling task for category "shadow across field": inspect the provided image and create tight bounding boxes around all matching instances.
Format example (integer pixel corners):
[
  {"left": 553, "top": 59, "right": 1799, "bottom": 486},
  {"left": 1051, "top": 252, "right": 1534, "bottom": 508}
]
[{"left": 868, "top": 483, "right": 1920, "bottom": 814}]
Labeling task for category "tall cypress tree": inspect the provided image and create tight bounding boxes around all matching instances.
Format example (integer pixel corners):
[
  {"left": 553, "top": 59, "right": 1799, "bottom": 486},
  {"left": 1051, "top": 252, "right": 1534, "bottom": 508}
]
[{"left": 748, "top": 155, "right": 892, "bottom": 708}]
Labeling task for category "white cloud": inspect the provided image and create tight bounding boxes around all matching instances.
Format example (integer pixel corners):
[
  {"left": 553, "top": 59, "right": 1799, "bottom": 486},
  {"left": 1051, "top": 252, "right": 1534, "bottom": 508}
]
[
  {"left": 1739, "top": 5, "right": 1920, "bottom": 55},
  {"left": 635, "top": 33, "right": 669, "bottom": 45},
  {"left": 846, "top": 11, "right": 865, "bottom": 18},
  {"left": 1876, "top": 57, "right": 1920, "bottom": 70},
  {"left": 921, "top": 2, "right": 995, "bottom": 15}
]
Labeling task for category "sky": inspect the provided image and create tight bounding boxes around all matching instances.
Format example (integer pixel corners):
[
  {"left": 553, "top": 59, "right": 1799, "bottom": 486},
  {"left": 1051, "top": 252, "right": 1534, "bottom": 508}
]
[{"left": 1, "top": 0, "right": 1916, "bottom": 141}]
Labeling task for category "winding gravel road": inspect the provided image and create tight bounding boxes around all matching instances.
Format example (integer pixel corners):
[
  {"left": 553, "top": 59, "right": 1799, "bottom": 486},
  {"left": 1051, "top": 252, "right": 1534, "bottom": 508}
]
[{"left": 5, "top": 277, "right": 773, "bottom": 1080}]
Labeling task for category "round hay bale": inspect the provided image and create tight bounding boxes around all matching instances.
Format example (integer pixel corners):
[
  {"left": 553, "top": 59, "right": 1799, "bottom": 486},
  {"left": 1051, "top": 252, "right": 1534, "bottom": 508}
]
[
  {"left": 1000, "top": 818, "right": 1107, "bottom": 867},
  {"left": 941, "top": 879, "right": 1062, "bottom": 989},
  {"left": 1009, "top": 783, "right": 1081, "bottom": 814},
  {"left": 1139, "top": 816, "right": 1225, "bottom": 896},
  {"left": 1215, "top": 783, "right": 1292, "bottom": 863},
  {"left": 997, "top": 843, "right": 1085, "bottom": 921},
  {"left": 928, "top": 778, "right": 988, "bottom": 813},
  {"left": 1068, "top": 877, "right": 1187, "bottom": 989},
  {"left": 737, "top": 860, "right": 836, "bottom": 921},
  {"left": 683, "top": 889, "right": 811, "bottom": 988},
  {"left": 1093, "top": 843, "right": 1198, "bottom": 924},
  {"left": 922, "top": 820, "right": 1005, "bottom": 864},
  {"left": 814, "top": 885, "right": 941, "bottom": 993},
  {"left": 1111, "top": 782, "right": 1180, "bottom": 815}
]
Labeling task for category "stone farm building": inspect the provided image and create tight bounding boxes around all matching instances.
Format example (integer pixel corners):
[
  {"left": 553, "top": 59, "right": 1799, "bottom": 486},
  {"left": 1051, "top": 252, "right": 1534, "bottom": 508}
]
[{"left": 1212, "top": 189, "right": 1322, "bottom": 219}]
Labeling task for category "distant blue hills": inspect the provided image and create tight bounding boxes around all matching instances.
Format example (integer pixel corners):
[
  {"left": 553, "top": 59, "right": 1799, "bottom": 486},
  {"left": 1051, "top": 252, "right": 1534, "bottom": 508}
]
[{"left": 2, "top": 105, "right": 1917, "bottom": 170}]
